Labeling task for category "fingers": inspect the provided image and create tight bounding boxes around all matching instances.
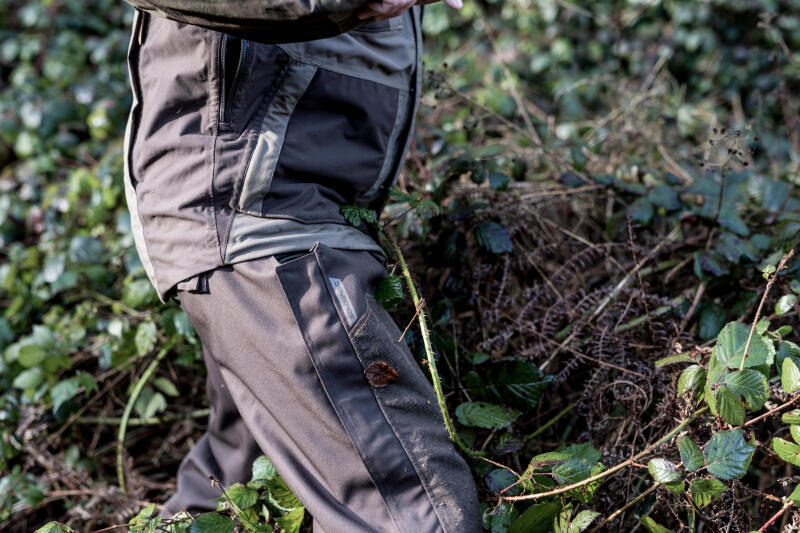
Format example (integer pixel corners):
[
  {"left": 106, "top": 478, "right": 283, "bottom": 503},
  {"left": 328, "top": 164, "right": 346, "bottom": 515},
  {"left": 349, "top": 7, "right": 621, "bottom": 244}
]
[{"left": 443, "top": 0, "right": 463, "bottom": 8}]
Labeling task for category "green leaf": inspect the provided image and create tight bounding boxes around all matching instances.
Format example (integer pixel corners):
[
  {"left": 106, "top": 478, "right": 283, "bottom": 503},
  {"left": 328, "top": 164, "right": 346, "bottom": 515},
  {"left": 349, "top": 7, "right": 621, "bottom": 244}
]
[
  {"left": 552, "top": 458, "right": 594, "bottom": 484},
  {"left": 485, "top": 501, "right": 520, "bottom": 533},
  {"left": 628, "top": 197, "right": 654, "bottom": 225},
  {"left": 640, "top": 516, "right": 674, "bottom": 533},
  {"left": 135, "top": 321, "right": 158, "bottom": 356},
  {"left": 714, "top": 322, "right": 773, "bottom": 369},
  {"left": 152, "top": 377, "right": 179, "bottom": 397},
  {"left": 715, "top": 386, "right": 744, "bottom": 426},
  {"left": 190, "top": 513, "right": 235, "bottom": 533},
  {"left": 721, "top": 369, "right": 768, "bottom": 409},
  {"left": 34, "top": 522, "right": 75, "bottom": 533},
  {"left": 697, "top": 302, "right": 726, "bottom": 341},
  {"left": 51, "top": 378, "right": 80, "bottom": 412},
  {"left": 776, "top": 294, "right": 797, "bottom": 315},
  {"left": 655, "top": 352, "right": 695, "bottom": 367},
  {"left": 783, "top": 357, "right": 800, "bottom": 394},
  {"left": 251, "top": 455, "right": 277, "bottom": 482},
  {"left": 690, "top": 478, "right": 727, "bottom": 508},
  {"left": 226, "top": 484, "right": 258, "bottom": 510},
  {"left": 275, "top": 507, "right": 305, "bottom": 533},
  {"left": 677, "top": 365, "right": 706, "bottom": 395},
  {"left": 790, "top": 425, "right": 800, "bottom": 444},
  {"left": 340, "top": 205, "right": 377, "bottom": 227},
  {"left": 567, "top": 510, "right": 600, "bottom": 532},
  {"left": 791, "top": 484, "right": 800, "bottom": 506},
  {"left": 648, "top": 184, "right": 681, "bottom": 210},
  {"left": 455, "top": 401, "right": 520, "bottom": 429},
  {"left": 123, "top": 279, "right": 159, "bottom": 309},
  {"left": 266, "top": 475, "right": 302, "bottom": 511},
  {"left": 489, "top": 171, "right": 510, "bottom": 191},
  {"left": 772, "top": 438, "right": 800, "bottom": 467},
  {"left": 783, "top": 411, "right": 800, "bottom": 424},
  {"left": 475, "top": 222, "right": 513, "bottom": 254},
  {"left": 509, "top": 500, "right": 561, "bottom": 533},
  {"left": 483, "top": 362, "right": 552, "bottom": 410},
  {"left": 13, "top": 367, "right": 44, "bottom": 390},
  {"left": 664, "top": 480, "right": 685, "bottom": 494},
  {"left": 18, "top": 344, "right": 46, "bottom": 368},
  {"left": 677, "top": 436, "right": 704, "bottom": 471},
  {"left": 647, "top": 458, "right": 680, "bottom": 484},
  {"left": 703, "top": 429, "right": 755, "bottom": 480},
  {"left": 375, "top": 275, "right": 404, "bottom": 310}
]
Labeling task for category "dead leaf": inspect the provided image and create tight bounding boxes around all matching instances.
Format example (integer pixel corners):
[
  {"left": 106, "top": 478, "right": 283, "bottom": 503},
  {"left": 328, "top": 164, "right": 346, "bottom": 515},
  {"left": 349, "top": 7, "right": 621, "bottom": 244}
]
[{"left": 365, "top": 361, "right": 399, "bottom": 387}]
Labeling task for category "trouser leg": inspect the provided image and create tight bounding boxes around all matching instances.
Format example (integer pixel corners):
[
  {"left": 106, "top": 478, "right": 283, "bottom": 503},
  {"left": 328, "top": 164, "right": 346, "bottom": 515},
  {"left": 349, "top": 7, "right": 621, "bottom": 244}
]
[
  {"left": 175, "top": 244, "right": 481, "bottom": 533},
  {"left": 161, "top": 345, "right": 263, "bottom": 516}
]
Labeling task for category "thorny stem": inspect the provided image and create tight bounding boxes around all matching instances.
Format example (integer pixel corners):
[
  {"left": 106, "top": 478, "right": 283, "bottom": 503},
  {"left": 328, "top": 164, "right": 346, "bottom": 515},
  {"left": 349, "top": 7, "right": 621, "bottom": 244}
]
[
  {"left": 383, "top": 229, "right": 485, "bottom": 457},
  {"left": 502, "top": 407, "right": 708, "bottom": 502},
  {"left": 117, "top": 341, "right": 175, "bottom": 494},
  {"left": 739, "top": 249, "right": 795, "bottom": 371},
  {"left": 758, "top": 500, "right": 795, "bottom": 532}
]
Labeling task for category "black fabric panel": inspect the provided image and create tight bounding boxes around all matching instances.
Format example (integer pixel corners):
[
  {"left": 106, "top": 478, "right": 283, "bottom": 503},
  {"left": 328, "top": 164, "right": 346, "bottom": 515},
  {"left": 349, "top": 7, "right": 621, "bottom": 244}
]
[{"left": 273, "top": 69, "right": 399, "bottom": 198}]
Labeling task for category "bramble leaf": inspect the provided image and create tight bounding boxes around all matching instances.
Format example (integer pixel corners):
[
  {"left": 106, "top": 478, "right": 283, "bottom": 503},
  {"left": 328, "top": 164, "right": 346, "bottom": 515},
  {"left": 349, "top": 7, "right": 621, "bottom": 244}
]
[
  {"left": 690, "top": 478, "right": 726, "bottom": 508},
  {"left": 772, "top": 438, "right": 800, "bottom": 467},
  {"left": 647, "top": 458, "right": 680, "bottom": 484},
  {"left": 677, "top": 365, "right": 706, "bottom": 395},
  {"left": 677, "top": 435, "right": 704, "bottom": 471},
  {"left": 704, "top": 429, "right": 755, "bottom": 480},
  {"left": 715, "top": 386, "right": 744, "bottom": 426},
  {"left": 455, "top": 401, "right": 520, "bottom": 429}
]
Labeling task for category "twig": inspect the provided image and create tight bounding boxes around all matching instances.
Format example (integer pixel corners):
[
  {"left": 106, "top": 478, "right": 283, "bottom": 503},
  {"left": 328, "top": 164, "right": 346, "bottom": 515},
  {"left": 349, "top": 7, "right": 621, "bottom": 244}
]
[
  {"left": 78, "top": 408, "right": 210, "bottom": 426},
  {"left": 524, "top": 404, "right": 575, "bottom": 441},
  {"left": 744, "top": 394, "right": 800, "bottom": 427},
  {"left": 502, "top": 407, "right": 707, "bottom": 502},
  {"left": 589, "top": 482, "right": 659, "bottom": 533},
  {"left": 117, "top": 342, "right": 175, "bottom": 494},
  {"left": 758, "top": 500, "right": 794, "bottom": 532},
  {"left": 398, "top": 298, "right": 425, "bottom": 342},
  {"left": 740, "top": 249, "right": 795, "bottom": 371}
]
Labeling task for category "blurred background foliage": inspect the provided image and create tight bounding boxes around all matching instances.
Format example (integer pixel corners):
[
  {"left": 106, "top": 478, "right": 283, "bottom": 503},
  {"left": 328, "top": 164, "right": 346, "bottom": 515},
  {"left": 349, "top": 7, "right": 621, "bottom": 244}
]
[{"left": 0, "top": 0, "right": 799, "bottom": 531}]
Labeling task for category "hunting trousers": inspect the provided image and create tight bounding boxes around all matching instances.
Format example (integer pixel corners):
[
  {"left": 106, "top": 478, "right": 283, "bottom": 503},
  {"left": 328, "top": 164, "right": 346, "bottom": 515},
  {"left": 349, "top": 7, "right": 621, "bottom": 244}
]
[{"left": 162, "top": 244, "right": 481, "bottom": 532}]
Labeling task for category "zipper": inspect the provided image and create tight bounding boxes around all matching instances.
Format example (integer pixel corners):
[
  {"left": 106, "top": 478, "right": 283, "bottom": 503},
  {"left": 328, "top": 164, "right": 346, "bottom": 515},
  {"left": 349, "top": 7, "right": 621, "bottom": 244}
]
[{"left": 218, "top": 35, "right": 248, "bottom": 125}]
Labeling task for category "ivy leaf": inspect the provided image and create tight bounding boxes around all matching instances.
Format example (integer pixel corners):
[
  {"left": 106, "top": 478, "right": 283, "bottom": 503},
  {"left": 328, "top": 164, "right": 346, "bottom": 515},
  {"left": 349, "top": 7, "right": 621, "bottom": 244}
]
[
  {"left": 721, "top": 369, "right": 768, "bottom": 409},
  {"left": 714, "top": 322, "right": 773, "bottom": 369},
  {"left": 715, "top": 386, "right": 744, "bottom": 426},
  {"left": 13, "top": 367, "right": 44, "bottom": 390},
  {"left": 690, "top": 478, "right": 727, "bottom": 508},
  {"left": 375, "top": 275, "right": 404, "bottom": 310},
  {"left": 475, "top": 222, "right": 513, "bottom": 254},
  {"left": 776, "top": 294, "right": 797, "bottom": 315},
  {"left": 647, "top": 458, "right": 681, "bottom": 484},
  {"left": 772, "top": 438, "right": 800, "bottom": 467},
  {"left": 703, "top": 429, "right": 755, "bottom": 480},
  {"left": 455, "top": 401, "right": 520, "bottom": 429},
  {"left": 489, "top": 171, "right": 510, "bottom": 191},
  {"left": 782, "top": 357, "right": 800, "bottom": 394},
  {"left": 677, "top": 436, "right": 704, "bottom": 472},
  {"left": 339, "top": 205, "right": 377, "bottom": 227},
  {"left": 190, "top": 513, "right": 235, "bottom": 533},
  {"left": 677, "top": 365, "right": 706, "bottom": 395},
  {"left": 18, "top": 344, "right": 46, "bottom": 368},
  {"left": 123, "top": 279, "right": 159, "bottom": 309}
]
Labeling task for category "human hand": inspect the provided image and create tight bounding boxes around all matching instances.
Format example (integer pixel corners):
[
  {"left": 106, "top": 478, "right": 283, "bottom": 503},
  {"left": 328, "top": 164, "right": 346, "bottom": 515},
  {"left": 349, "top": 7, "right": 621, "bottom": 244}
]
[{"left": 357, "top": 0, "right": 463, "bottom": 23}]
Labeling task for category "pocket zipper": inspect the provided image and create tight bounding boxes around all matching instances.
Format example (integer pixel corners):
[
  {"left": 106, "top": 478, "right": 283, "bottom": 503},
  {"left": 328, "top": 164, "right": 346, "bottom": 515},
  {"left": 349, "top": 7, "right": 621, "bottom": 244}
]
[{"left": 218, "top": 35, "right": 248, "bottom": 125}]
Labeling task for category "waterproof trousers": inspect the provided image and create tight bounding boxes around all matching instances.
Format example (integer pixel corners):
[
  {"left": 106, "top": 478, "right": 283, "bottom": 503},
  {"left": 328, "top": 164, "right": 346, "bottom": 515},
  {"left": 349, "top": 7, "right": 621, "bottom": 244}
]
[{"left": 161, "top": 244, "right": 482, "bottom": 532}]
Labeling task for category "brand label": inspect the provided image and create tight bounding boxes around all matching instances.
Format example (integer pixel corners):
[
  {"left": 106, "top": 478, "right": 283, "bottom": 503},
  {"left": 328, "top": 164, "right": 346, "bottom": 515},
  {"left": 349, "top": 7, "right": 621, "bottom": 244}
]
[{"left": 329, "top": 277, "right": 358, "bottom": 326}]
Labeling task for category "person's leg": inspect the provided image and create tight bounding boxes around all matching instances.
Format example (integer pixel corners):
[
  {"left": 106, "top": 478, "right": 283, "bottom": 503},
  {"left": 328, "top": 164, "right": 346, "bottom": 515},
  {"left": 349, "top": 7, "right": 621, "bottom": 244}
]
[
  {"left": 161, "top": 346, "right": 263, "bottom": 516},
  {"left": 176, "top": 244, "right": 481, "bottom": 533}
]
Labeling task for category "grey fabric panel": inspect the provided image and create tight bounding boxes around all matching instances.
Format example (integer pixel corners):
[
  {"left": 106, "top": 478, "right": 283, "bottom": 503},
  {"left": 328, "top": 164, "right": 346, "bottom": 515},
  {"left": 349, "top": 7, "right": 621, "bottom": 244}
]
[
  {"left": 276, "top": 247, "right": 443, "bottom": 532},
  {"left": 236, "top": 62, "right": 317, "bottom": 216},
  {"left": 175, "top": 253, "right": 400, "bottom": 532},
  {"left": 161, "top": 345, "right": 263, "bottom": 517},
  {"left": 363, "top": 88, "right": 409, "bottom": 202},
  {"left": 311, "top": 245, "right": 482, "bottom": 533},
  {"left": 277, "top": 10, "right": 415, "bottom": 90},
  {"left": 224, "top": 215, "right": 382, "bottom": 264},
  {"left": 123, "top": 11, "right": 160, "bottom": 297}
]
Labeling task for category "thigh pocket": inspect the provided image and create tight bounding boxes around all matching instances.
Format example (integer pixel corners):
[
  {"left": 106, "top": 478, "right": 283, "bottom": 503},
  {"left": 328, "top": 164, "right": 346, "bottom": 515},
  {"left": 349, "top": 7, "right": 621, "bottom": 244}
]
[{"left": 275, "top": 244, "right": 445, "bottom": 533}]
